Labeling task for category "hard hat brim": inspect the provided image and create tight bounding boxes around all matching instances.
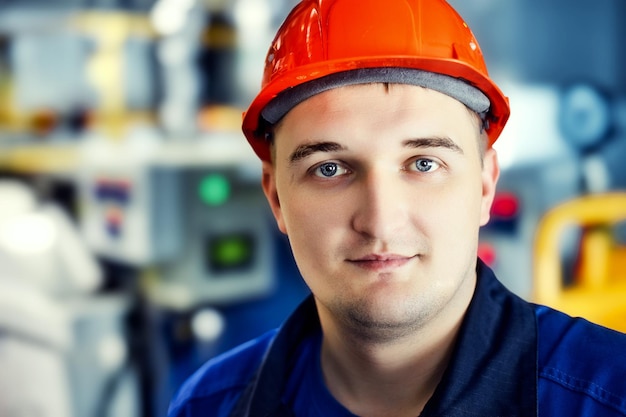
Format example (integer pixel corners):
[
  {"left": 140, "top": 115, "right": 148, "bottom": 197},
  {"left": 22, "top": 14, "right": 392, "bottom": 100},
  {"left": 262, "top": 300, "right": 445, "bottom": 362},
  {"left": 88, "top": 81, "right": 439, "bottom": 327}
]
[{"left": 243, "top": 57, "right": 510, "bottom": 162}]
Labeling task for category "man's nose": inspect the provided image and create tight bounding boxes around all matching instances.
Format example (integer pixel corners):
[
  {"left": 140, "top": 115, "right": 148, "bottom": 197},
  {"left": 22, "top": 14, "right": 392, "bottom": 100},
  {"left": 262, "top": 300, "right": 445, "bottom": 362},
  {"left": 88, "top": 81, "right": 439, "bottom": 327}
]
[{"left": 350, "top": 169, "right": 410, "bottom": 241}]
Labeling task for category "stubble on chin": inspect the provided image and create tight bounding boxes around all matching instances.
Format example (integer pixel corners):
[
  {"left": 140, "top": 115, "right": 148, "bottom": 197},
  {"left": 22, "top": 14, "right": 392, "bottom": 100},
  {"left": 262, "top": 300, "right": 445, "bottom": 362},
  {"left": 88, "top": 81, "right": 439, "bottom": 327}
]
[{"left": 332, "top": 298, "right": 436, "bottom": 345}]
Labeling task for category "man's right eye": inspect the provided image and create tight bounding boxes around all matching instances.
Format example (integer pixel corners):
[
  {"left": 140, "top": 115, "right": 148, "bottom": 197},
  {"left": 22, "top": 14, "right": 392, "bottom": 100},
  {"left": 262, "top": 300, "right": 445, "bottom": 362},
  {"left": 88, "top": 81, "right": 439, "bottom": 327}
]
[{"left": 313, "top": 162, "right": 347, "bottom": 178}]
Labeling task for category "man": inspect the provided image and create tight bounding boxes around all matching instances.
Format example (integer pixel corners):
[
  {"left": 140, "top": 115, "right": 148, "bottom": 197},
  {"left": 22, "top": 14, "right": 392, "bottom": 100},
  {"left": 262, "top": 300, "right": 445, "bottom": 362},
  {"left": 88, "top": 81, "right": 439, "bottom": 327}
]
[{"left": 169, "top": 0, "right": 626, "bottom": 416}]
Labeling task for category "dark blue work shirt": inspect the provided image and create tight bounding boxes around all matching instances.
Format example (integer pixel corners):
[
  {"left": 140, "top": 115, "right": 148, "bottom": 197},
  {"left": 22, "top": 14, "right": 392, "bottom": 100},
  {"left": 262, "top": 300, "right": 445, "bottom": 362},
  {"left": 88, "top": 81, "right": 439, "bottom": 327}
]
[{"left": 168, "top": 260, "right": 626, "bottom": 417}]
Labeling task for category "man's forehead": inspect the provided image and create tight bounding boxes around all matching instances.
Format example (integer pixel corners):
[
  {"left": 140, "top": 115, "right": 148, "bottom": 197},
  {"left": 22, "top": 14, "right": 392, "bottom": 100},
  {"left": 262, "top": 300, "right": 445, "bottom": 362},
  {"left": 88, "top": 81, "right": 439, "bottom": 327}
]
[
  {"left": 276, "top": 83, "right": 477, "bottom": 131},
  {"left": 270, "top": 84, "right": 485, "bottom": 164}
]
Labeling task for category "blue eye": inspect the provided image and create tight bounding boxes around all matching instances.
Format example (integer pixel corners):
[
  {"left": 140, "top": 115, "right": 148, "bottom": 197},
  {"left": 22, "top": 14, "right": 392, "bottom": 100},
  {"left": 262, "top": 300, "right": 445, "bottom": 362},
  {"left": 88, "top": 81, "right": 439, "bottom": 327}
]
[
  {"left": 412, "top": 158, "right": 440, "bottom": 173},
  {"left": 317, "top": 163, "right": 339, "bottom": 177},
  {"left": 313, "top": 162, "right": 349, "bottom": 178}
]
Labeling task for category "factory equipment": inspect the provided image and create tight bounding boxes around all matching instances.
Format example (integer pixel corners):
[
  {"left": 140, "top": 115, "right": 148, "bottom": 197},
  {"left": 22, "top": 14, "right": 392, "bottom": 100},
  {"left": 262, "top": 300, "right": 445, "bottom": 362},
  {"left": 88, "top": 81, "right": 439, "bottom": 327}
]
[
  {"left": 479, "top": 81, "right": 626, "bottom": 300},
  {"left": 0, "top": 276, "right": 73, "bottom": 417},
  {"left": 76, "top": 132, "right": 284, "bottom": 416},
  {"left": 0, "top": 2, "right": 308, "bottom": 417},
  {"left": 533, "top": 192, "right": 626, "bottom": 332},
  {"left": 0, "top": 180, "right": 139, "bottom": 417},
  {"left": 478, "top": 84, "right": 583, "bottom": 297},
  {"left": 78, "top": 132, "right": 276, "bottom": 311}
]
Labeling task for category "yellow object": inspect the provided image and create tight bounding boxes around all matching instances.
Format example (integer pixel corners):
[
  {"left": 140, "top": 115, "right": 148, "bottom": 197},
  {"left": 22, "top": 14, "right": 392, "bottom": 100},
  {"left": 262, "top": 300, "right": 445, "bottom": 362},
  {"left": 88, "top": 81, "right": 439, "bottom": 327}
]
[
  {"left": 533, "top": 192, "right": 626, "bottom": 332},
  {"left": 0, "top": 144, "right": 78, "bottom": 175},
  {"left": 71, "top": 11, "right": 156, "bottom": 139}
]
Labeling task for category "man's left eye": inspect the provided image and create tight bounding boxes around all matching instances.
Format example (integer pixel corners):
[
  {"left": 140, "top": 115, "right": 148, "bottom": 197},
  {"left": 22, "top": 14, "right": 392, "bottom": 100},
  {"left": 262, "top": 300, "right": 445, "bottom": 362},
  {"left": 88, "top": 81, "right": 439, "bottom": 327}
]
[{"left": 411, "top": 158, "right": 441, "bottom": 173}]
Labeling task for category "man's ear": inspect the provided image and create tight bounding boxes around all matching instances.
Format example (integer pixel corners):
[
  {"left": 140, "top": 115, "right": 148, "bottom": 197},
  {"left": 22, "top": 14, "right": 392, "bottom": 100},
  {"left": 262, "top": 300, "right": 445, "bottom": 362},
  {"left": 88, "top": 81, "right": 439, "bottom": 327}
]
[
  {"left": 479, "top": 148, "right": 500, "bottom": 226},
  {"left": 261, "top": 161, "right": 287, "bottom": 234}
]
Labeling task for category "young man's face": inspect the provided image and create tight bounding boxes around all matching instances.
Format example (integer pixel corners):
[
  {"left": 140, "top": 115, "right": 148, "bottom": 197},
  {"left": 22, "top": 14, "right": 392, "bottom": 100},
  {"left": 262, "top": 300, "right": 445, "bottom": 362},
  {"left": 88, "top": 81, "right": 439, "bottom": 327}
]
[{"left": 262, "top": 83, "right": 499, "bottom": 341}]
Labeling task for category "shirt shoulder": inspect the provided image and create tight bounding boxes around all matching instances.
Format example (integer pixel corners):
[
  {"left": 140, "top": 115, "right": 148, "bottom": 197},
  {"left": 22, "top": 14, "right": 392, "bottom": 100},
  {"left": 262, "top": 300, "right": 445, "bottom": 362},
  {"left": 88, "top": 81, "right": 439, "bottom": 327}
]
[
  {"left": 168, "top": 329, "right": 278, "bottom": 417},
  {"left": 535, "top": 305, "right": 626, "bottom": 415}
]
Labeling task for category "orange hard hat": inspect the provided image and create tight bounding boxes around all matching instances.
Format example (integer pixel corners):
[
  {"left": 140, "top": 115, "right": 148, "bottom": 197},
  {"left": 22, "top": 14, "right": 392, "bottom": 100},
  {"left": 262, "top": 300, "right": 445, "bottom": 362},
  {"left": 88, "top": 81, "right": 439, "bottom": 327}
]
[{"left": 242, "top": 0, "right": 510, "bottom": 162}]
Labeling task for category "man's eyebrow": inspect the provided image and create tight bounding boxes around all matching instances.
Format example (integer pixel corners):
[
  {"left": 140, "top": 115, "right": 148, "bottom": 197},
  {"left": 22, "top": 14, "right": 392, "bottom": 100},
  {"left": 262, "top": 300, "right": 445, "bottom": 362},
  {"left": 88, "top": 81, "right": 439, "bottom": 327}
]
[
  {"left": 404, "top": 137, "right": 464, "bottom": 154},
  {"left": 289, "top": 141, "right": 346, "bottom": 164}
]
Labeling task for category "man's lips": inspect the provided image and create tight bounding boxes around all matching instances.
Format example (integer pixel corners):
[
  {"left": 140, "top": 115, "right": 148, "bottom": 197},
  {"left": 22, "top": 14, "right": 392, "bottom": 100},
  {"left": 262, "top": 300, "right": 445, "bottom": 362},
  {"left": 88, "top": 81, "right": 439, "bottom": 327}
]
[{"left": 348, "top": 254, "right": 416, "bottom": 272}]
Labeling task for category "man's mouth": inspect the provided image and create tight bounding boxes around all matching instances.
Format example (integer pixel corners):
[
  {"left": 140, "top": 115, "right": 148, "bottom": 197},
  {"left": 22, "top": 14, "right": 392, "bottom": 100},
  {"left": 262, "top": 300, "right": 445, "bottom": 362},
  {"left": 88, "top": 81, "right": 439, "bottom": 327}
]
[{"left": 348, "top": 253, "right": 416, "bottom": 272}]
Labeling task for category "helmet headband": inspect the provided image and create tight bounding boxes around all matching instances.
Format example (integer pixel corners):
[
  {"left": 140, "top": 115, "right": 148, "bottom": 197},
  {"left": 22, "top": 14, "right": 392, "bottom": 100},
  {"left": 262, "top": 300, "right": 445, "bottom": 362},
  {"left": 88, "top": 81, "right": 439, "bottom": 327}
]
[{"left": 261, "top": 67, "right": 490, "bottom": 125}]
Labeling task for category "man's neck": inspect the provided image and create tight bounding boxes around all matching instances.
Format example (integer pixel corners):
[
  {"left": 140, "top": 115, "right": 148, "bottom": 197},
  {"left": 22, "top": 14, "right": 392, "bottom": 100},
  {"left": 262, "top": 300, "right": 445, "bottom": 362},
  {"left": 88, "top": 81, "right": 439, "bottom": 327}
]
[
  {"left": 322, "top": 320, "right": 461, "bottom": 417},
  {"left": 316, "top": 279, "right": 474, "bottom": 417}
]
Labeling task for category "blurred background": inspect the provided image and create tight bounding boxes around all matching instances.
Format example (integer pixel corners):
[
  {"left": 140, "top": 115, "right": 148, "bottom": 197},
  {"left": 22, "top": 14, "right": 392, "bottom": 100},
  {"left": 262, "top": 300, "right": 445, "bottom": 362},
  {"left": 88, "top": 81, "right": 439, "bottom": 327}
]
[{"left": 0, "top": 0, "right": 624, "bottom": 416}]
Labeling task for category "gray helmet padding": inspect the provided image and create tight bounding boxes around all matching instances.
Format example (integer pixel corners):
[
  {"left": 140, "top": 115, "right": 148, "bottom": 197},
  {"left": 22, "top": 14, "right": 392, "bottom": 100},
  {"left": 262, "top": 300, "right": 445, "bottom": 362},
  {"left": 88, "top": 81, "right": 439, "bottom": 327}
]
[{"left": 261, "top": 67, "right": 490, "bottom": 125}]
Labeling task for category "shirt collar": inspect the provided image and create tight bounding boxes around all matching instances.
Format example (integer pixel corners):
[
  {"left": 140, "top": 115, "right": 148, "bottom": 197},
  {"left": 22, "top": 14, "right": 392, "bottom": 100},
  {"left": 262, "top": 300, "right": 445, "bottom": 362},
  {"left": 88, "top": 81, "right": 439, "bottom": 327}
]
[
  {"left": 420, "top": 259, "right": 537, "bottom": 416},
  {"left": 240, "top": 259, "right": 537, "bottom": 416}
]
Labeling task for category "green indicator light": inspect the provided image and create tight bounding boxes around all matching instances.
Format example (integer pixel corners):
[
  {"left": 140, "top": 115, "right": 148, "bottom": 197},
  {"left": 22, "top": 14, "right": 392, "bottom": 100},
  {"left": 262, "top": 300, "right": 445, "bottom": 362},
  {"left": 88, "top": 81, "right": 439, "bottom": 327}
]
[
  {"left": 199, "top": 174, "right": 231, "bottom": 206},
  {"left": 207, "top": 234, "right": 254, "bottom": 272},
  {"left": 214, "top": 238, "right": 250, "bottom": 266}
]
